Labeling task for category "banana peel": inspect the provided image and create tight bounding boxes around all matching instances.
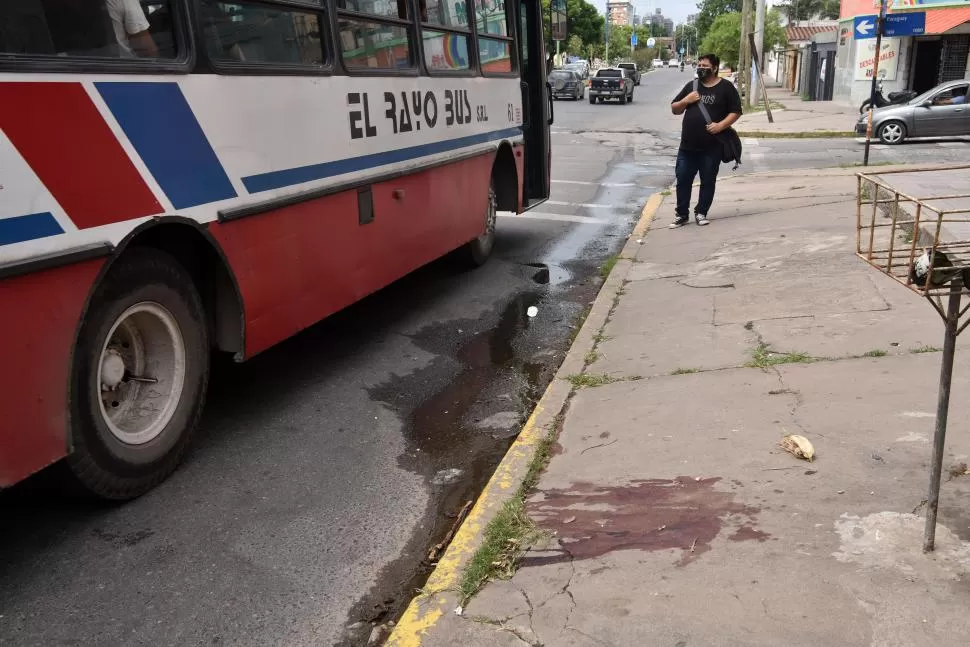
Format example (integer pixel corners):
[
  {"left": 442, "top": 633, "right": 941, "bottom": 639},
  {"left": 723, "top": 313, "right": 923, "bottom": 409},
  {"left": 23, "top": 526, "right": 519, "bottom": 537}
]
[{"left": 780, "top": 434, "right": 815, "bottom": 462}]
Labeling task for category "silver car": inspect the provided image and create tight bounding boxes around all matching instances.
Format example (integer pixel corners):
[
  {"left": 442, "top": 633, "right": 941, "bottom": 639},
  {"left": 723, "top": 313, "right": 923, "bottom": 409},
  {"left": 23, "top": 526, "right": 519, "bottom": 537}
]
[{"left": 856, "top": 79, "right": 970, "bottom": 144}]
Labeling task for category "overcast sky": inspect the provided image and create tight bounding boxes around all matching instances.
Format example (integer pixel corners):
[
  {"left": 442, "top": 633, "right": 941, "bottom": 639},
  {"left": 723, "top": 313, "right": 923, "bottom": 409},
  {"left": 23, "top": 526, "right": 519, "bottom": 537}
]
[{"left": 590, "top": 0, "right": 779, "bottom": 25}]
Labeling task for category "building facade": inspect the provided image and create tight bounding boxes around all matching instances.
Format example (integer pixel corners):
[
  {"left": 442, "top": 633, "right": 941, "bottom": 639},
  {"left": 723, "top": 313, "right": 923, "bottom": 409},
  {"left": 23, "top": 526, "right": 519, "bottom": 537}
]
[
  {"left": 607, "top": 0, "right": 634, "bottom": 26},
  {"left": 834, "top": 0, "right": 970, "bottom": 105}
]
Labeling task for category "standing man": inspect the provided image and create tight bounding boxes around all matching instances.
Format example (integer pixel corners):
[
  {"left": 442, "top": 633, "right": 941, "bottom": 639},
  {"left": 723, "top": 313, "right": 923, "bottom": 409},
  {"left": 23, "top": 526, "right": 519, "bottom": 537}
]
[{"left": 668, "top": 53, "right": 741, "bottom": 228}]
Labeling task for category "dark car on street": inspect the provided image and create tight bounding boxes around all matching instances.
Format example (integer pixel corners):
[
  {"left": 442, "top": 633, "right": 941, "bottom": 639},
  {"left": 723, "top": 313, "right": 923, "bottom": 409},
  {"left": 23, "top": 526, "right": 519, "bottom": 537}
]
[
  {"left": 549, "top": 69, "right": 585, "bottom": 101},
  {"left": 589, "top": 68, "right": 634, "bottom": 104},
  {"left": 616, "top": 62, "right": 640, "bottom": 86}
]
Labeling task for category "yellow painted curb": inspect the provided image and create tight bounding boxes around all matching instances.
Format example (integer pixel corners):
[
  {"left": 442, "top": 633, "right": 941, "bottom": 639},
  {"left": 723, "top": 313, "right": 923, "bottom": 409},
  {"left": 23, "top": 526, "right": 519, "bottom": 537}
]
[{"left": 386, "top": 190, "right": 666, "bottom": 647}]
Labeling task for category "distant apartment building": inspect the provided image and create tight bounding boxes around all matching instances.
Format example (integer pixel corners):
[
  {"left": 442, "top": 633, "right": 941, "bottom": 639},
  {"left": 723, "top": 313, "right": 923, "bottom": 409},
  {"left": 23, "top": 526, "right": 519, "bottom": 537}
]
[
  {"left": 606, "top": 0, "right": 634, "bottom": 26},
  {"left": 648, "top": 8, "right": 674, "bottom": 36}
]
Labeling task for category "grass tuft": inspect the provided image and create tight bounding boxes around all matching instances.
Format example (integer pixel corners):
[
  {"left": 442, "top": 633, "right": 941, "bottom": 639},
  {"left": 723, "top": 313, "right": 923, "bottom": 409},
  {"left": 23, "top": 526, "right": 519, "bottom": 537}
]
[
  {"left": 458, "top": 409, "right": 562, "bottom": 602},
  {"left": 671, "top": 367, "right": 699, "bottom": 375},
  {"left": 600, "top": 254, "right": 619, "bottom": 280},
  {"left": 745, "top": 342, "right": 814, "bottom": 368},
  {"left": 566, "top": 373, "right": 619, "bottom": 388},
  {"left": 862, "top": 349, "right": 888, "bottom": 358},
  {"left": 911, "top": 345, "right": 942, "bottom": 354}
]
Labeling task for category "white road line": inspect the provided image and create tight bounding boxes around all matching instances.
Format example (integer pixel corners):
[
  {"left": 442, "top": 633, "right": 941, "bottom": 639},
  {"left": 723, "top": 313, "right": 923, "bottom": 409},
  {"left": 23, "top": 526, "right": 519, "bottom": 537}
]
[
  {"left": 498, "top": 212, "right": 607, "bottom": 224},
  {"left": 551, "top": 180, "right": 637, "bottom": 187},
  {"left": 743, "top": 138, "right": 760, "bottom": 147},
  {"left": 544, "top": 200, "right": 619, "bottom": 208}
]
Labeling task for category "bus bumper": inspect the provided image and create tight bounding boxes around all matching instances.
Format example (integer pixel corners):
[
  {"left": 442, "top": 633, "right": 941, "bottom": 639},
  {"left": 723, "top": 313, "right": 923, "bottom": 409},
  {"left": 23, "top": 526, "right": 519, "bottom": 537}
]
[{"left": 0, "top": 257, "right": 105, "bottom": 487}]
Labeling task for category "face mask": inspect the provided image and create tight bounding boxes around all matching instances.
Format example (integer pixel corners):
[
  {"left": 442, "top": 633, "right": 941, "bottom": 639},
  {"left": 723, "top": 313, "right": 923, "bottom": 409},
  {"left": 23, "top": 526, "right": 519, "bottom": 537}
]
[{"left": 697, "top": 67, "right": 712, "bottom": 79}]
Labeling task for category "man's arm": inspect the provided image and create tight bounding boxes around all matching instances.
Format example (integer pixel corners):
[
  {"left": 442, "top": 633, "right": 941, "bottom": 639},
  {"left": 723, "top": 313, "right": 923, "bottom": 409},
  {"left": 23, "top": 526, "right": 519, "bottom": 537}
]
[
  {"left": 707, "top": 112, "right": 740, "bottom": 134},
  {"left": 671, "top": 86, "right": 698, "bottom": 115},
  {"left": 707, "top": 85, "right": 742, "bottom": 133},
  {"left": 129, "top": 30, "right": 159, "bottom": 58},
  {"left": 121, "top": 0, "right": 159, "bottom": 57}
]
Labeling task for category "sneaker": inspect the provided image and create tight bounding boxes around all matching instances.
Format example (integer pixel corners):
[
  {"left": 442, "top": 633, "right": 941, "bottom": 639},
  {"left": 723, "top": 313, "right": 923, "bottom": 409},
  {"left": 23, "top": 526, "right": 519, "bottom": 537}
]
[
  {"left": 695, "top": 213, "right": 709, "bottom": 226},
  {"left": 669, "top": 214, "right": 689, "bottom": 229}
]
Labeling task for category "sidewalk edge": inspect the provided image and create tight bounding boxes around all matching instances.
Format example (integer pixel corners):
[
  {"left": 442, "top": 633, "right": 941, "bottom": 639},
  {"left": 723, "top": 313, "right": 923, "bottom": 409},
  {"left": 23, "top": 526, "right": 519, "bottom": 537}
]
[{"left": 385, "top": 192, "right": 665, "bottom": 646}]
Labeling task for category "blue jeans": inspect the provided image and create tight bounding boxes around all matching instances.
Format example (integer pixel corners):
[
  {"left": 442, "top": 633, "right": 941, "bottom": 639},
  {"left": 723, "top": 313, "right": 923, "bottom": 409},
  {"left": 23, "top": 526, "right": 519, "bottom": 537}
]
[{"left": 675, "top": 148, "right": 721, "bottom": 217}]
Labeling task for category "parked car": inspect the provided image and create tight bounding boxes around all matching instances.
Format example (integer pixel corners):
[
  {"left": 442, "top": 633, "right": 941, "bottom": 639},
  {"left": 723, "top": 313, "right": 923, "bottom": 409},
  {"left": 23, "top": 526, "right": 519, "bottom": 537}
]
[
  {"left": 616, "top": 62, "right": 640, "bottom": 86},
  {"left": 855, "top": 79, "right": 970, "bottom": 144},
  {"left": 589, "top": 68, "right": 634, "bottom": 104},
  {"left": 652, "top": 58, "right": 663, "bottom": 69},
  {"left": 668, "top": 58, "right": 679, "bottom": 68},
  {"left": 549, "top": 69, "right": 585, "bottom": 100},
  {"left": 563, "top": 62, "right": 590, "bottom": 84}
]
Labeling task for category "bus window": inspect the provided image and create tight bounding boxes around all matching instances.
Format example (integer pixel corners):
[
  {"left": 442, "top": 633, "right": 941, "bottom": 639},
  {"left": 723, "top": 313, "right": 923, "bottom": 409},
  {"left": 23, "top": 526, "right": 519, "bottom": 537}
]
[
  {"left": 0, "top": 0, "right": 175, "bottom": 59},
  {"left": 337, "top": 0, "right": 413, "bottom": 70},
  {"left": 420, "top": 0, "right": 471, "bottom": 72},
  {"left": 338, "top": 19, "right": 411, "bottom": 69},
  {"left": 423, "top": 30, "right": 469, "bottom": 71},
  {"left": 338, "top": 0, "right": 408, "bottom": 20},
  {"left": 201, "top": 1, "right": 325, "bottom": 66},
  {"left": 476, "top": 0, "right": 511, "bottom": 75}
]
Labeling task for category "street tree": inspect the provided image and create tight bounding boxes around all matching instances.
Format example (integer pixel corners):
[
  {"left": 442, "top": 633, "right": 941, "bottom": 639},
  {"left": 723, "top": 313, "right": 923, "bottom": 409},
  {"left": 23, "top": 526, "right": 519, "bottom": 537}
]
[
  {"left": 775, "top": 0, "right": 839, "bottom": 20},
  {"left": 540, "top": 0, "right": 604, "bottom": 54},
  {"left": 694, "top": 0, "right": 741, "bottom": 43},
  {"left": 699, "top": 8, "right": 787, "bottom": 69}
]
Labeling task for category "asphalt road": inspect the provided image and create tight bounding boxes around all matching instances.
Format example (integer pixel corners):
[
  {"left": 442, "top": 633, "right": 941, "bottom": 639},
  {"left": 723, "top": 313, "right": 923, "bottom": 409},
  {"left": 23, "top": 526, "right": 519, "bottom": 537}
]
[{"left": 2, "top": 69, "right": 968, "bottom": 647}]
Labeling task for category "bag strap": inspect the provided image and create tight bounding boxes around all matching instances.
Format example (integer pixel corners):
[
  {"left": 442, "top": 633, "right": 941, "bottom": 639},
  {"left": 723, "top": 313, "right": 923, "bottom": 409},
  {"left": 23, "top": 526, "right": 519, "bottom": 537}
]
[{"left": 693, "top": 78, "right": 714, "bottom": 125}]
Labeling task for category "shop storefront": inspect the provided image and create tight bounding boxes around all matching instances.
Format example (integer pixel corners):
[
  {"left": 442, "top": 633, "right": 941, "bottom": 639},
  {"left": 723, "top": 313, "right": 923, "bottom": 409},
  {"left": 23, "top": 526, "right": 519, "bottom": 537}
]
[{"left": 835, "top": 0, "right": 970, "bottom": 105}]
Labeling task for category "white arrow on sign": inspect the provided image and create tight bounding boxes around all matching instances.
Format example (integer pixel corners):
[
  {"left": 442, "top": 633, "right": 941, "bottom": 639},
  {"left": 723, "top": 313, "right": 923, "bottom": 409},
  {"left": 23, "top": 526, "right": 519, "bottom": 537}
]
[{"left": 856, "top": 19, "right": 875, "bottom": 36}]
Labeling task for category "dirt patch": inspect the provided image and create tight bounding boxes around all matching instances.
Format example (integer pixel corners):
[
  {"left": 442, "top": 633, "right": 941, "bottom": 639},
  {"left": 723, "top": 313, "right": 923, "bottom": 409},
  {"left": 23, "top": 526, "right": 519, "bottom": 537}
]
[{"left": 524, "top": 477, "right": 765, "bottom": 567}]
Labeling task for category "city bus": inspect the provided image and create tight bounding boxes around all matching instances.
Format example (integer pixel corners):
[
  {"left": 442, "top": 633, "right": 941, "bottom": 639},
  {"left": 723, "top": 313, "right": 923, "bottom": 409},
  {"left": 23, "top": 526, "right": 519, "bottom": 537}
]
[{"left": 0, "top": 0, "right": 558, "bottom": 499}]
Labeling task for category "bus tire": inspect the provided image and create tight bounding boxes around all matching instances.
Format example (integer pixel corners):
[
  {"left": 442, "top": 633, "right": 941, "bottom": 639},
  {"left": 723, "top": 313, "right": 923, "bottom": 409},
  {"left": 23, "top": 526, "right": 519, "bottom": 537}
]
[
  {"left": 457, "top": 179, "right": 498, "bottom": 267},
  {"left": 66, "top": 248, "right": 209, "bottom": 500}
]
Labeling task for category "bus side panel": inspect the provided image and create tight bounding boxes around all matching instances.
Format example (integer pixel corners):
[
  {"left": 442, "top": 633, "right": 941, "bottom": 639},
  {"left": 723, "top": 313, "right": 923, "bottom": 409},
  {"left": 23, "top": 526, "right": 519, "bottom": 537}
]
[
  {"left": 210, "top": 153, "right": 495, "bottom": 358},
  {"left": 0, "top": 259, "right": 105, "bottom": 487},
  {"left": 514, "top": 143, "right": 525, "bottom": 211}
]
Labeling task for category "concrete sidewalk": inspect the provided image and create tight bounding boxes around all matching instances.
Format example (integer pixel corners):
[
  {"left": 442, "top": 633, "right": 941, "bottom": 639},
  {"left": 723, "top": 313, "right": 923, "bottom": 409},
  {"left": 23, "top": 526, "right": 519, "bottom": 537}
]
[
  {"left": 739, "top": 86, "right": 858, "bottom": 135},
  {"left": 393, "top": 167, "right": 970, "bottom": 646}
]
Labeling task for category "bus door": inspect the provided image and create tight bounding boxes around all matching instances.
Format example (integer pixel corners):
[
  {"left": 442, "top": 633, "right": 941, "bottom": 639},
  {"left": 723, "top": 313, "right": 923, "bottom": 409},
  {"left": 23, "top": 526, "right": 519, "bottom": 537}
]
[{"left": 516, "top": 0, "right": 555, "bottom": 209}]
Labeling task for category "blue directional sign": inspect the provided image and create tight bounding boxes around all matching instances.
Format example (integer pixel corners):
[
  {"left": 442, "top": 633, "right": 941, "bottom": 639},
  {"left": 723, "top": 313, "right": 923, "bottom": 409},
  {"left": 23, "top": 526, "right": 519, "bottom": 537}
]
[
  {"left": 680, "top": 47, "right": 685, "bottom": 54},
  {"left": 631, "top": 32, "right": 638, "bottom": 46},
  {"left": 855, "top": 12, "right": 926, "bottom": 39},
  {"left": 884, "top": 12, "right": 925, "bottom": 37}
]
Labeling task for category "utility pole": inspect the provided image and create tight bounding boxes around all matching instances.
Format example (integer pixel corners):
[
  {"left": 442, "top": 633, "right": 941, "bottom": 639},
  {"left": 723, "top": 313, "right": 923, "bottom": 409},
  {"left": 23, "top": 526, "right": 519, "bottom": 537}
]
[
  {"left": 605, "top": 16, "right": 610, "bottom": 65},
  {"left": 740, "top": 0, "right": 754, "bottom": 108},
  {"left": 751, "top": 0, "right": 766, "bottom": 104}
]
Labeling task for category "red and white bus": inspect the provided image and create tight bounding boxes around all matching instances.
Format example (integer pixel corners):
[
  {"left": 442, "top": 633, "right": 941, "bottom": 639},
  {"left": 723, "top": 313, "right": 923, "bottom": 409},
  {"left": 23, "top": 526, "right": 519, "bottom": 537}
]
[{"left": 0, "top": 0, "right": 556, "bottom": 499}]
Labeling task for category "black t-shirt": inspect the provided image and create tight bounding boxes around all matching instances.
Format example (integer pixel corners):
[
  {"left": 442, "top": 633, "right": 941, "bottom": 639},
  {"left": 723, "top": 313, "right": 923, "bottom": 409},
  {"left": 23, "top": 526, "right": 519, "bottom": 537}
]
[{"left": 672, "top": 79, "right": 743, "bottom": 151}]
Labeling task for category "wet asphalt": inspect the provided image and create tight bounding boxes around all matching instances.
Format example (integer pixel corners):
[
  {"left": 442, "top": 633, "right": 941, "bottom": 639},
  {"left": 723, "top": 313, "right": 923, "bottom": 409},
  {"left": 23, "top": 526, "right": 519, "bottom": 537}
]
[
  {"left": 0, "top": 71, "right": 686, "bottom": 647},
  {"left": 2, "top": 69, "right": 968, "bottom": 647}
]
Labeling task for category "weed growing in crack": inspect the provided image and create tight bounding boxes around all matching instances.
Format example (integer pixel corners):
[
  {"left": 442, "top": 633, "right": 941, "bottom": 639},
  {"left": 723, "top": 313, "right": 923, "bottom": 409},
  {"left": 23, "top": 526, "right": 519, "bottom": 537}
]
[
  {"left": 458, "top": 492, "right": 539, "bottom": 602},
  {"left": 566, "top": 373, "right": 619, "bottom": 388},
  {"left": 746, "top": 343, "right": 813, "bottom": 368},
  {"left": 600, "top": 254, "right": 619, "bottom": 280},
  {"left": 671, "top": 367, "right": 699, "bottom": 375},
  {"left": 567, "top": 305, "right": 592, "bottom": 345},
  {"left": 458, "top": 405, "right": 565, "bottom": 603},
  {"left": 593, "top": 332, "right": 613, "bottom": 344},
  {"left": 861, "top": 349, "right": 888, "bottom": 358},
  {"left": 911, "top": 345, "right": 942, "bottom": 354},
  {"left": 584, "top": 349, "right": 600, "bottom": 365}
]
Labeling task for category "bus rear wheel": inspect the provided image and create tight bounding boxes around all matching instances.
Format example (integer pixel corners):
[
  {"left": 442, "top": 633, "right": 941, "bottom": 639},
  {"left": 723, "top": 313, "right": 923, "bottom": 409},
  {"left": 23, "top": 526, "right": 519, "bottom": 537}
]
[
  {"left": 458, "top": 179, "right": 498, "bottom": 267},
  {"left": 66, "top": 248, "right": 209, "bottom": 500}
]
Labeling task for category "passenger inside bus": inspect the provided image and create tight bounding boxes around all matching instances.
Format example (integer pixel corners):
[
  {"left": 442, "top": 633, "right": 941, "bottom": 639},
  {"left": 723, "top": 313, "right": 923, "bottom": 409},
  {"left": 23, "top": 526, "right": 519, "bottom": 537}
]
[{"left": 0, "top": 0, "right": 163, "bottom": 58}]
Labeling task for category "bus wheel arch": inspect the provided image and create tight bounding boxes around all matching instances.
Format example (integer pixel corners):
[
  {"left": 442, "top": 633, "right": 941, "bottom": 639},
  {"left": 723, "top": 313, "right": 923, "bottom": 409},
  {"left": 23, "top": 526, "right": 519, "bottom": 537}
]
[
  {"left": 66, "top": 220, "right": 243, "bottom": 499},
  {"left": 492, "top": 141, "right": 518, "bottom": 212}
]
